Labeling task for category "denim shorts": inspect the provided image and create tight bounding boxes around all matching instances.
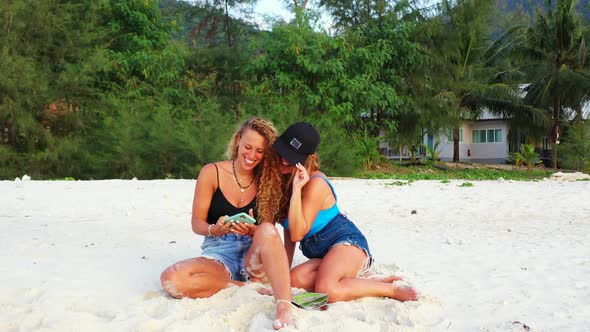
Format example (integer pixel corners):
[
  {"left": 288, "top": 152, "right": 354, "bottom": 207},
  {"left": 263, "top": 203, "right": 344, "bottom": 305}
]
[
  {"left": 299, "top": 213, "right": 373, "bottom": 267},
  {"left": 200, "top": 233, "right": 252, "bottom": 282}
]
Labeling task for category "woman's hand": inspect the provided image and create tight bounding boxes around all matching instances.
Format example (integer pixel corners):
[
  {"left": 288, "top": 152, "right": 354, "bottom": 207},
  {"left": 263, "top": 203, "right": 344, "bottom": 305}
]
[
  {"left": 229, "top": 208, "right": 257, "bottom": 237},
  {"left": 231, "top": 222, "right": 257, "bottom": 236},
  {"left": 210, "top": 215, "right": 232, "bottom": 236},
  {"left": 292, "top": 163, "right": 309, "bottom": 191}
]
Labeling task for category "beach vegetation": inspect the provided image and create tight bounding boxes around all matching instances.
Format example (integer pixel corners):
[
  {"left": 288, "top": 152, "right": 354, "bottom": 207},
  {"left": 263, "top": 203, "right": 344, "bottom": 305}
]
[
  {"left": 422, "top": 141, "right": 442, "bottom": 167},
  {"left": 517, "top": 0, "right": 590, "bottom": 169},
  {"left": 386, "top": 180, "right": 412, "bottom": 186},
  {"left": 361, "top": 161, "right": 553, "bottom": 181},
  {"left": 507, "top": 150, "right": 525, "bottom": 169},
  {"left": 458, "top": 182, "right": 474, "bottom": 187},
  {"left": 0, "top": 0, "right": 588, "bottom": 180},
  {"left": 560, "top": 120, "right": 590, "bottom": 173},
  {"left": 509, "top": 144, "right": 543, "bottom": 175},
  {"left": 414, "top": 0, "right": 542, "bottom": 164}
]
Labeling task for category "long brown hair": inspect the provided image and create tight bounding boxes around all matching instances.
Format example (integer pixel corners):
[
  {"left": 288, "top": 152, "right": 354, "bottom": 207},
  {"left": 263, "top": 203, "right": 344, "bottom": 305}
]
[
  {"left": 227, "top": 117, "right": 284, "bottom": 224},
  {"left": 277, "top": 153, "right": 320, "bottom": 221}
]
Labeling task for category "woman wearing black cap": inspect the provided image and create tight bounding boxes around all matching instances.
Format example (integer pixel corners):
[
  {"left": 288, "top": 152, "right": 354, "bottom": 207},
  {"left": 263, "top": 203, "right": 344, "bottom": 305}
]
[{"left": 273, "top": 122, "right": 418, "bottom": 303}]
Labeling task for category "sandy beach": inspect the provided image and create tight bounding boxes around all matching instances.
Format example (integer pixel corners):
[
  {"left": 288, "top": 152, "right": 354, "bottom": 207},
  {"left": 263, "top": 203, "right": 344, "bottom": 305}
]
[{"left": 1, "top": 177, "right": 589, "bottom": 331}]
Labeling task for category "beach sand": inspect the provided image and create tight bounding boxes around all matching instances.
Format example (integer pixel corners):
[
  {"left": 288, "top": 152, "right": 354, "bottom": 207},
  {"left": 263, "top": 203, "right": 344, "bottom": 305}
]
[{"left": 1, "top": 177, "right": 589, "bottom": 331}]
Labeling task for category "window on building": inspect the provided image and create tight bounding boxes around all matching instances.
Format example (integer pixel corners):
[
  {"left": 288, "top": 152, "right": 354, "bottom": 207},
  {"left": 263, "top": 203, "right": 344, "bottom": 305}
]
[
  {"left": 492, "top": 129, "right": 502, "bottom": 143},
  {"left": 472, "top": 129, "right": 503, "bottom": 143},
  {"left": 447, "top": 129, "right": 463, "bottom": 142},
  {"left": 427, "top": 133, "right": 434, "bottom": 149}
]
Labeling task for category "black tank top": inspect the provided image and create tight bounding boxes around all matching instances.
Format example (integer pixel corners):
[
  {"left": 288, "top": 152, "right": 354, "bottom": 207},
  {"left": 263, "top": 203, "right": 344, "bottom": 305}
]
[{"left": 206, "top": 163, "right": 258, "bottom": 224}]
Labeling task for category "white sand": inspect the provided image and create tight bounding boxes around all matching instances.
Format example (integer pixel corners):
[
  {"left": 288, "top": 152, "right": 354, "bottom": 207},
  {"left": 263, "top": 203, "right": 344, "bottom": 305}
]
[{"left": 1, "top": 178, "right": 589, "bottom": 331}]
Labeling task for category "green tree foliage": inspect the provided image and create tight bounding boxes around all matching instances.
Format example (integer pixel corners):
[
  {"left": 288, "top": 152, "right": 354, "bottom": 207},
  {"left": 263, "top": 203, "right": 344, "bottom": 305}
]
[
  {"left": 0, "top": 0, "right": 108, "bottom": 178},
  {"left": 415, "top": 0, "right": 543, "bottom": 162},
  {"left": 0, "top": 0, "right": 234, "bottom": 179},
  {"left": 83, "top": 0, "right": 233, "bottom": 179},
  {"left": 318, "top": 0, "right": 398, "bottom": 31},
  {"left": 162, "top": 1, "right": 267, "bottom": 118},
  {"left": 422, "top": 141, "right": 441, "bottom": 166},
  {"left": 97, "top": 0, "right": 186, "bottom": 92},
  {"left": 560, "top": 119, "right": 590, "bottom": 172},
  {"left": 500, "top": 0, "right": 590, "bottom": 20},
  {"left": 511, "top": 143, "right": 542, "bottom": 174},
  {"left": 243, "top": 9, "right": 423, "bottom": 173},
  {"left": 3, "top": 0, "right": 587, "bottom": 180},
  {"left": 519, "top": 0, "right": 590, "bottom": 168},
  {"left": 243, "top": 16, "right": 366, "bottom": 174},
  {"left": 161, "top": 0, "right": 260, "bottom": 48}
]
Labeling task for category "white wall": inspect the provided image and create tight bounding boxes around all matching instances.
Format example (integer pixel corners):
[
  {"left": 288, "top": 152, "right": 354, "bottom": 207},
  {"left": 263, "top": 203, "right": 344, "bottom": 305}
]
[
  {"left": 469, "top": 120, "right": 510, "bottom": 162},
  {"left": 434, "top": 120, "right": 510, "bottom": 163},
  {"left": 438, "top": 123, "right": 471, "bottom": 161}
]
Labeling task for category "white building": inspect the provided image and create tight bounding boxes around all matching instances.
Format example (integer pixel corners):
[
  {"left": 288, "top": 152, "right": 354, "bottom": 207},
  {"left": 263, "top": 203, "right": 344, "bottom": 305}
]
[
  {"left": 381, "top": 102, "right": 589, "bottom": 164},
  {"left": 434, "top": 112, "right": 511, "bottom": 163}
]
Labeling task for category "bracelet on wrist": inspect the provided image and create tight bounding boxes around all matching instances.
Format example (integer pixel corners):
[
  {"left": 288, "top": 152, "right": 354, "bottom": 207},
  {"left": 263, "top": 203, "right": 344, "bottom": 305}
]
[{"left": 207, "top": 224, "right": 214, "bottom": 236}]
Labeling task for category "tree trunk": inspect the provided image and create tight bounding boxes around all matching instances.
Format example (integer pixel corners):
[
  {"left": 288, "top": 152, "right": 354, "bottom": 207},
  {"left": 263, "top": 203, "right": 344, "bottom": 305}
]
[
  {"left": 293, "top": 0, "right": 309, "bottom": 11},
  {"left": 453, "top": 127, "right": 460, "bottom": 162},
  {"left": 551, "top": 95, "right": 560, "bottom": 169},
  {"left": 224, "top": 0, "right": 232, "bottom": 47}
]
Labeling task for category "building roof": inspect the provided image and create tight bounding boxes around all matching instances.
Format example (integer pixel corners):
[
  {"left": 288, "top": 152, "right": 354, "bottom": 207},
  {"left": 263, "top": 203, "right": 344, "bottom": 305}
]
[{"left": 471, "top": 101, "right": 589, "bottom": 121}]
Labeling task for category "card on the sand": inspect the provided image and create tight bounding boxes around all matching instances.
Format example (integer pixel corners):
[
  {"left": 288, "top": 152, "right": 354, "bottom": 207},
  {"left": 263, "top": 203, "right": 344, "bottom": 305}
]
[{"left": 291, "top": 292, "right": 328, "bottom": 310}]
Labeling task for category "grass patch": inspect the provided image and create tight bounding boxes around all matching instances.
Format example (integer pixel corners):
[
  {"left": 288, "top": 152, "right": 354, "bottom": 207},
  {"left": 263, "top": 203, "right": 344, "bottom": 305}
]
[
  {"left": 360, "top": 162, "right": 553, "bottom": 181},
  {"left": 386, "top": 180, "right": 412, "bottom": 186}
]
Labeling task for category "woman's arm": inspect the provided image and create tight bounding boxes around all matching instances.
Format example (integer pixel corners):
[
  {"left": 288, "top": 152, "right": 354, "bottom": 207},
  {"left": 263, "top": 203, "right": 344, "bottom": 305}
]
[
  {"left": 191, "top": 163, "right": 220, "bottom": 236},
  {"left": 287, "top": 164, "right": 330, "bottom": 242}
]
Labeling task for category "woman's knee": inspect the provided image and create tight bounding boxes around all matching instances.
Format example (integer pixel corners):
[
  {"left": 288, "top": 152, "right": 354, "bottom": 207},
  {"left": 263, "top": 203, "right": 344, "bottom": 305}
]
[
  {"left": 290, "top": 268, "right": 316, "bottom": 290},
  {"left": 313, "top": 279, "right": 330, "bottom": 294},
  {"left": 290, "top": 269, "right": 305, "bottom": 288},
  {"left": 253, "top": 222, "right": 279, "bottom": 240},
  {"left": 160, "top": 264, "right": 184, "bottom": 298},
  {"left": 314, "top": 279, "right": 343, "bottom": 302}
]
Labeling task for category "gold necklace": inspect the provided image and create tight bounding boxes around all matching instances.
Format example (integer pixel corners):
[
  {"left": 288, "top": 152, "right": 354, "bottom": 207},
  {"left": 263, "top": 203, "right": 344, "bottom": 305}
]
[{"left": 232, "top": 159, "right": 255, "bottom": 192}]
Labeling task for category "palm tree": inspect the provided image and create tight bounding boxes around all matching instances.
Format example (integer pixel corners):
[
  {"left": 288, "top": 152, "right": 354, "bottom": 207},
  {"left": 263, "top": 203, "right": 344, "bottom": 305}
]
[
  {"left": 419, "top": 0, "right": 541, "bottom": 162},
  {"left": 519, "top": 0, "right": 590, "bottom": 169},
  {"left": 508, "top": 143, "right": 543, "bottom": 173}
]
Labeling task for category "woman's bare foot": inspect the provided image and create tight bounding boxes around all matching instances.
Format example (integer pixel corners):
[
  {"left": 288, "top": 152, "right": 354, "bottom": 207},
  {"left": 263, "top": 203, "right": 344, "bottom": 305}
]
[
  {"left": 391, "top": 280, "right": 419, "bottom": 301},
  {"left": 272, "top": 300, "right": 294, "bottom": 330}
]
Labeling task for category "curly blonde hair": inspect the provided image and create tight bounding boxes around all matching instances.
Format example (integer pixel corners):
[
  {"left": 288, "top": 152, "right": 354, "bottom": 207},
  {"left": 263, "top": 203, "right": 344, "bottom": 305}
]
[{"left": 226, "top": 117, "right": 285, "bottom": 224}]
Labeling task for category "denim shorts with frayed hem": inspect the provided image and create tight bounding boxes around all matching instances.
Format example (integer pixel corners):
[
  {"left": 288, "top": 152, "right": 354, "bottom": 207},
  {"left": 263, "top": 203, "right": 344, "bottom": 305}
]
[
  {"left": 299, "top": 213, "right": 373, "bottom": 269},
  {"left": 200, "top": 233, "right": 252, "bottom": 282}
]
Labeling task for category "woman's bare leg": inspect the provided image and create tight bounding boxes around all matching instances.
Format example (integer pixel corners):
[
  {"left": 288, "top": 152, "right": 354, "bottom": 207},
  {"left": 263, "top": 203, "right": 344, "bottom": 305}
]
[
  {"left": 314, "top": 245, "right": 418, "bottom": 302},
  {"left": 245, "top": 223, "right": 293, "bottom": 330},
  {"left": 290, "top": 259, "right": 403, "bottom": 291},
  {"left": 290, "top": 258, "right": 322, "bottom": 291},
  {"left": 371, "top": 275, "right": 403, "bottom": 282},
  {"left": 160, "top": 257, "right": 241, "bottom": 298}
]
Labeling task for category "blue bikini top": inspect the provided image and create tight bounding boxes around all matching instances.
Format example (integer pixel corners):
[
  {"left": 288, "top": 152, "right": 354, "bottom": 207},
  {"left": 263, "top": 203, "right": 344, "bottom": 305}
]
[{"left": 281, "top": 175, "right": 339, "bottom": 239}]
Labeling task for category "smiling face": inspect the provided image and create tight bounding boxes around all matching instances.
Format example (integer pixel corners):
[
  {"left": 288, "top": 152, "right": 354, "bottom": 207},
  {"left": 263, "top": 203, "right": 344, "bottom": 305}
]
[
  {"left": 278, "top": 156, "right": 294, "bottom": 175},
  {"left": 235, "top": 128, "right": 267, "bottom": 172}
]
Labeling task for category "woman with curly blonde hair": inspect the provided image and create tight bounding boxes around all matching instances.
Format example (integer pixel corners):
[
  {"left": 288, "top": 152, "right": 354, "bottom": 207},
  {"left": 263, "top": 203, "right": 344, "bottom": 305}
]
[{"left": 161, "top": 117, "right": 292, "bottom": 330}]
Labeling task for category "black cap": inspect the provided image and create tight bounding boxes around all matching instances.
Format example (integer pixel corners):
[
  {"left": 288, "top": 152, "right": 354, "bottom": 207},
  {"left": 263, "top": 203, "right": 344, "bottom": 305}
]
[{"left": 273, "top": 122, "right": 320, "bottom": 165}]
